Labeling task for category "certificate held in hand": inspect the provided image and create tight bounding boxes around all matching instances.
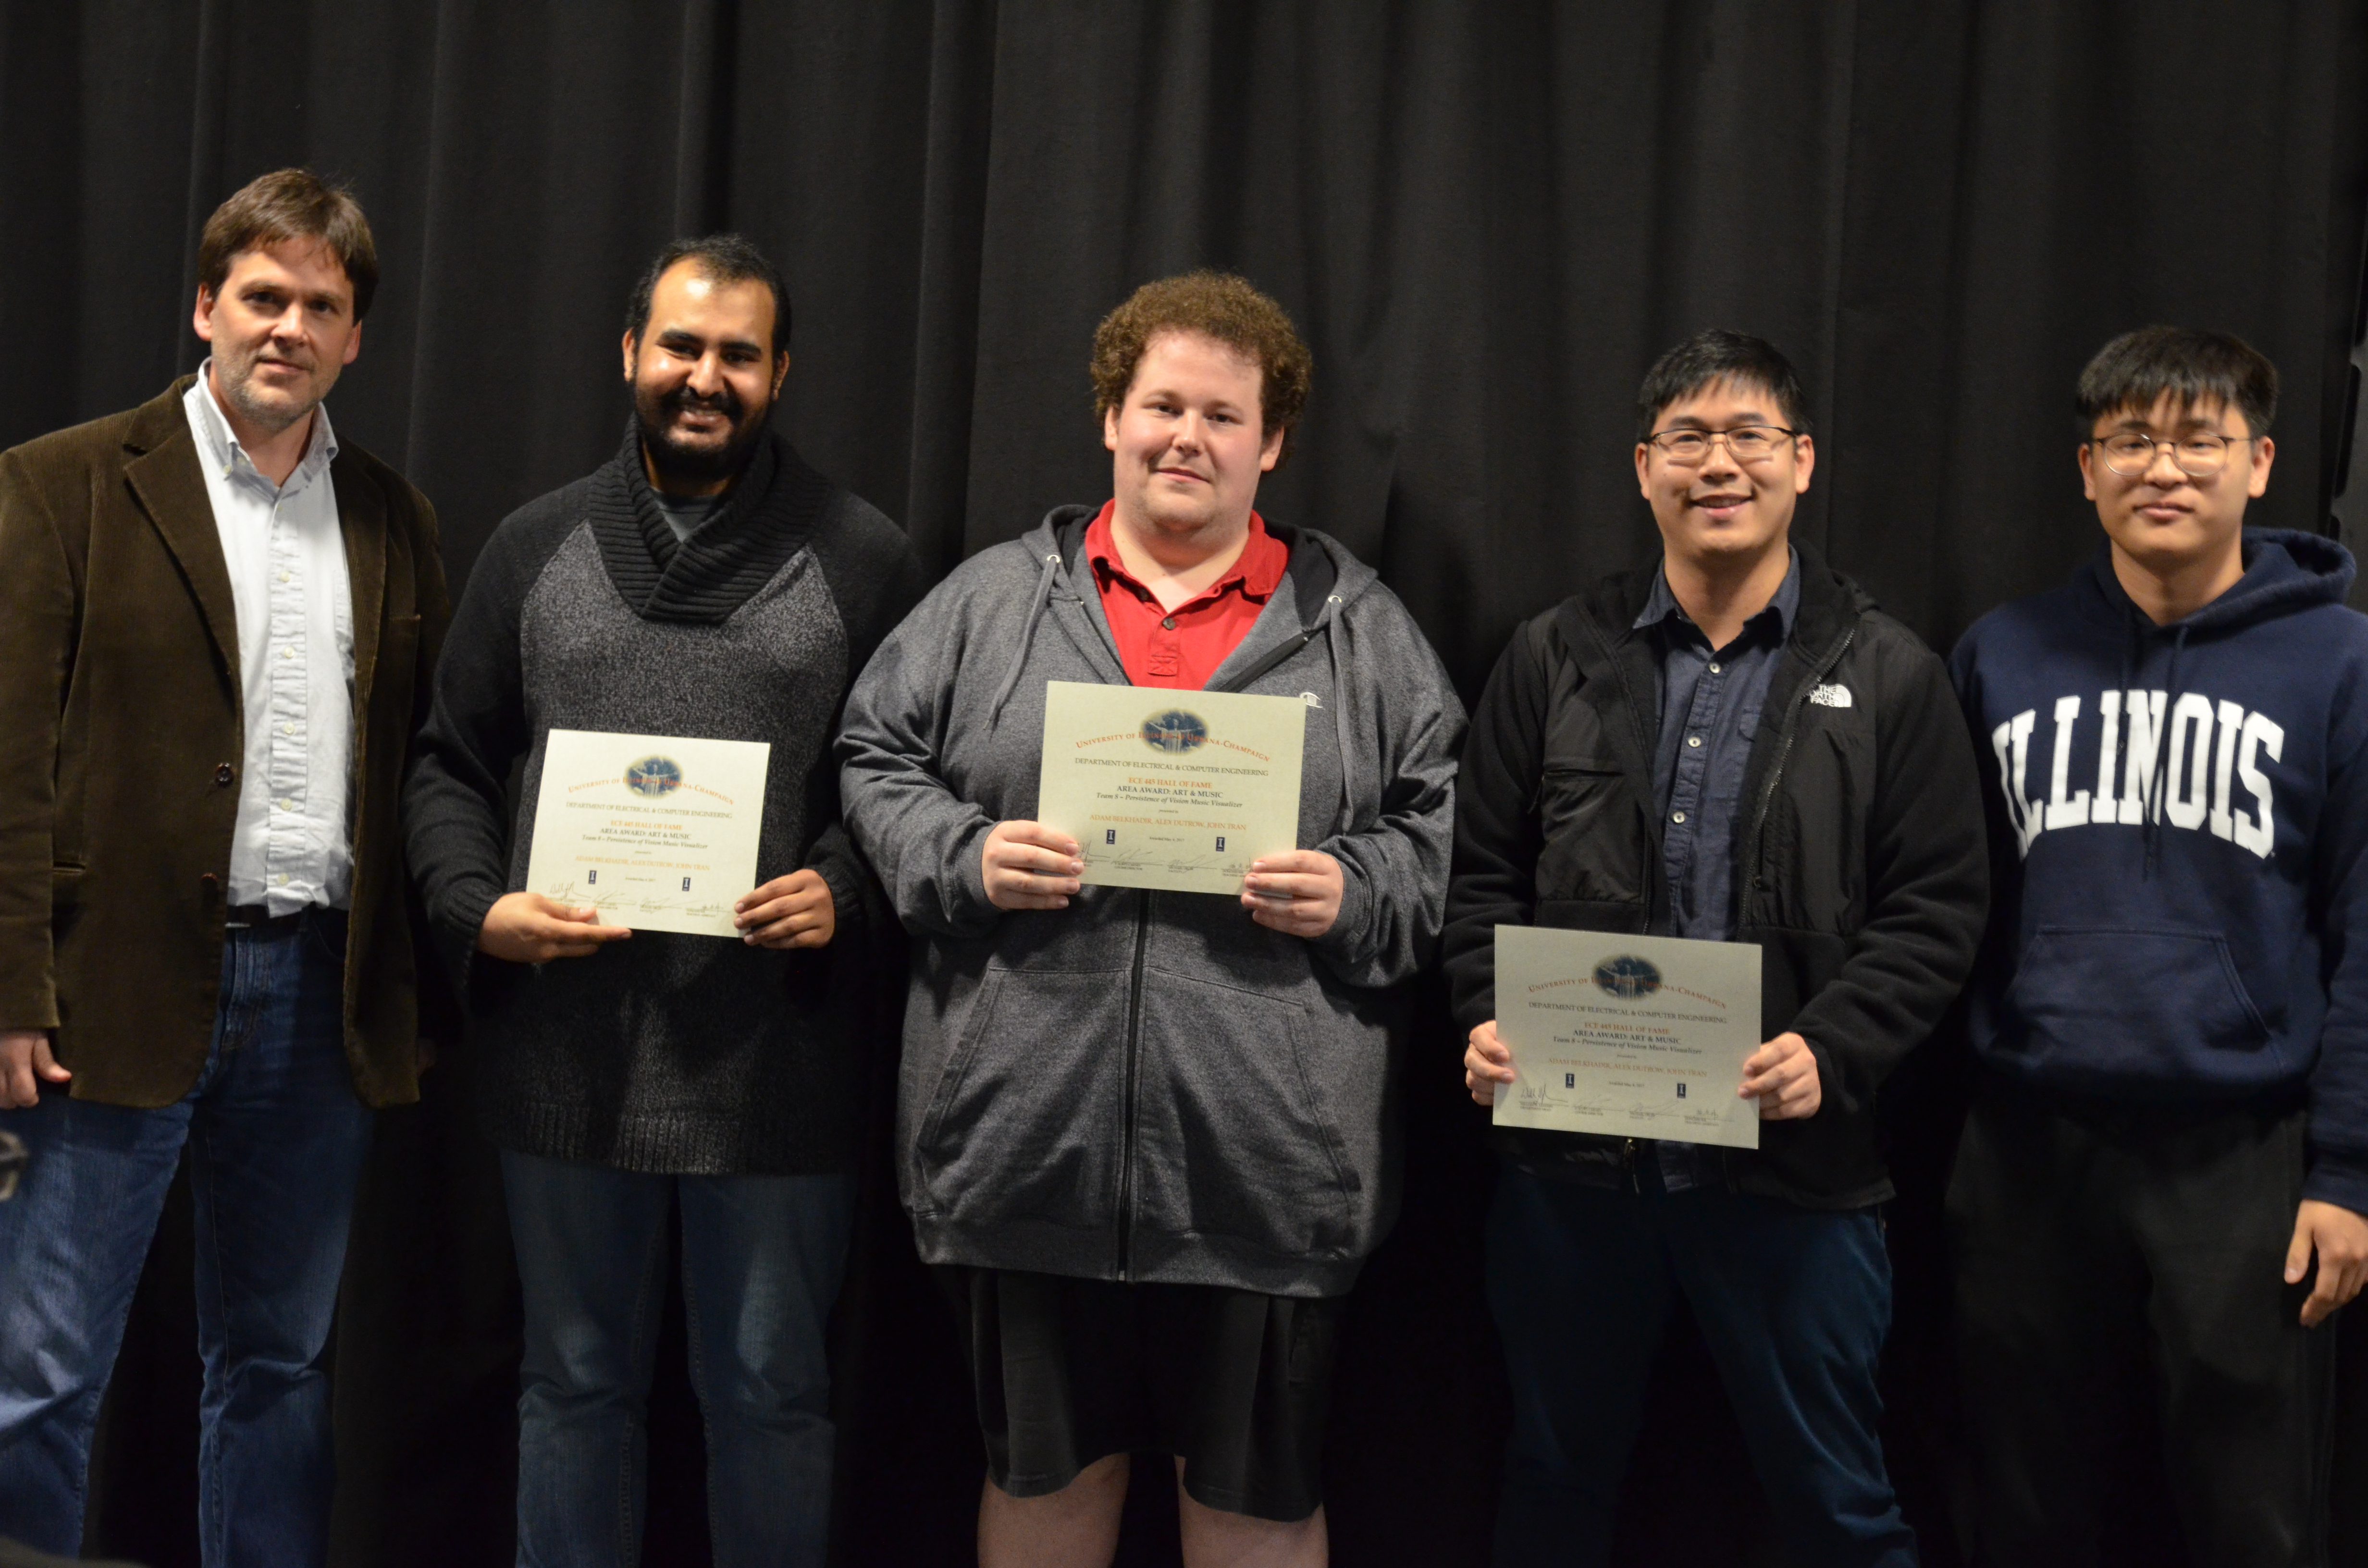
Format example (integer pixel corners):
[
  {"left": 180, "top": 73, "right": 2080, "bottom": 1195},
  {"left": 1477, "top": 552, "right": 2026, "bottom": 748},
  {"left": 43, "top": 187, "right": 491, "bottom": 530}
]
[
  {"left": 524, "top": 728, "right": 770, "bottom": 938},
  {"left": 1034, "top": 680, "right": 1307, "bottom": 895},
  {"left": 1492, "top": 925, "right": 1763, "bottom": 1150}
]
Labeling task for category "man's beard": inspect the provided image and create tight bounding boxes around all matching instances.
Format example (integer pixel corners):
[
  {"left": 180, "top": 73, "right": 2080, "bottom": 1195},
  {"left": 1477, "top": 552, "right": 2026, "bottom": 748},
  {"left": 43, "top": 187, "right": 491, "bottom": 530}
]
[
  {"left": 215, "top": 342, "right": 321, "bottom": 436},
  {"left": 633, "top": 381, "right": 770, "bottom": 490}
]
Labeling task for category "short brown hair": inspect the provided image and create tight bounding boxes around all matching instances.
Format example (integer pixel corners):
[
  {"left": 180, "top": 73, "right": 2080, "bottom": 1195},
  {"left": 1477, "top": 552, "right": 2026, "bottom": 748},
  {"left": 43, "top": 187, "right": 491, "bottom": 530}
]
[
  {"left": 197, "top": 169, "right": 380, "bottom": 321},
  {"left": 1090, "top": 271, "right": 1312, "bottom": 462}
]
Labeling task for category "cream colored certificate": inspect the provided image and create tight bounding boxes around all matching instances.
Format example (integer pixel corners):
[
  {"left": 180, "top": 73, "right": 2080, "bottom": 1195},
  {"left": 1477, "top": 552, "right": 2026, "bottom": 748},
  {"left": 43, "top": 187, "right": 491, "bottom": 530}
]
[
  {"left": 1035, "top": 680, "right": 1306, "bottom": 895},
  {"left": 1492, "top": 926, "right": 1762, "bottom": 1150},
  {"left": 524, "top": 729, "right": 770, "bottom": 938}
]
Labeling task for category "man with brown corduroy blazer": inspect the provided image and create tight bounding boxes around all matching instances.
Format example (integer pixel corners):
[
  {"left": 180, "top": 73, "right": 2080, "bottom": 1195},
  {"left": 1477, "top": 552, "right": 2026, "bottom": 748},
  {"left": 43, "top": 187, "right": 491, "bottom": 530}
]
[{"left": 0, "top": 169, "right": 448, "bottom": 1567}]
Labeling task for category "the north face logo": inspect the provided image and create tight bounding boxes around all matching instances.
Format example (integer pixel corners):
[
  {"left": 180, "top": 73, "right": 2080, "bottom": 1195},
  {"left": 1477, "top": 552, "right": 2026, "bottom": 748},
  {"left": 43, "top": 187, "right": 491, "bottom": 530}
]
[{"left": 1809, "top": 684, "right": 1852, "bottom": 708}]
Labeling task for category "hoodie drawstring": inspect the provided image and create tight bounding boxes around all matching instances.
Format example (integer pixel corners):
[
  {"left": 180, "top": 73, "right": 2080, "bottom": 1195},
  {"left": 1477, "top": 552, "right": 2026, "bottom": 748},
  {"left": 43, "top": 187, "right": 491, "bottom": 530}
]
[
  {"left": 992, "top": 540, "right": 1361, "bottom": 834},
  {"left": 2141, "top": 621, "right": 2191, "bottom": 878},
  {"left": 1322, "top": 595, "right": 1355, "bottom": 832},
  {"left": 988, "top": 550, "right": 1064, "bottom": 729}
]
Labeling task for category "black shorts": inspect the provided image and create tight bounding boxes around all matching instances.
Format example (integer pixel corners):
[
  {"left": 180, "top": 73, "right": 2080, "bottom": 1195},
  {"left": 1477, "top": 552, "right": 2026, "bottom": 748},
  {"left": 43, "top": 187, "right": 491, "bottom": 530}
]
[{"left": 936, "top": 1266, "right": 1343, "bottom": 1523}]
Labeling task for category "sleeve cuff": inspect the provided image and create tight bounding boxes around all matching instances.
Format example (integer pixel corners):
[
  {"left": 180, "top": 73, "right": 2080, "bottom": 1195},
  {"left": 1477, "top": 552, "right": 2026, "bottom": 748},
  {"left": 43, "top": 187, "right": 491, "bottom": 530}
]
[
  {"left": 2304, "top": 1147, "right": 2368, "bottom": 1215},
  {"left": 435, "top": 879, "right": 504, "bottom": 1004},
  {"left": 804, "top": 836, "right": 867, "bottom": 933},
  {"left": 1308, "top": 847, "right": 1374, "bottom": 960}
]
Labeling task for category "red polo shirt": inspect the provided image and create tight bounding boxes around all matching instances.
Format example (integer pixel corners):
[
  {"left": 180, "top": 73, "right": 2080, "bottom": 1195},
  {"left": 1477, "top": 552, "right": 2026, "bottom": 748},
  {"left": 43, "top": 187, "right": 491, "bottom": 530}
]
[{"left": 1085, "top": 502, "right": 1290, "bottom": 689}]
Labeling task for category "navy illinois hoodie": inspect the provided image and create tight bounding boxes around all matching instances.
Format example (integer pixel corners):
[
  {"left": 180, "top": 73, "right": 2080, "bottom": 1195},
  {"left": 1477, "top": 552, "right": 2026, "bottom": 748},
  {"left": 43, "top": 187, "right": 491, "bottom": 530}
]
[{"left": 1950, "top": 528, "right": 2368, "bottom": 1212}]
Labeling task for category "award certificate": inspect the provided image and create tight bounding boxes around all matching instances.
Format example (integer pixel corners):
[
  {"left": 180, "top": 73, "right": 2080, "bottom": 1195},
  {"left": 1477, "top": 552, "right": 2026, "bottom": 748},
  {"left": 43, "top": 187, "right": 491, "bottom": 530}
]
[
  {"left": 524, "top": 729, "right": 771, "bottom": 938},
  {"left": 1491, "top": 926, "right": 1763, "bottom": 1150},
  {"left": 1035, "top": 680, "right": 1306, "bottom": 896}
]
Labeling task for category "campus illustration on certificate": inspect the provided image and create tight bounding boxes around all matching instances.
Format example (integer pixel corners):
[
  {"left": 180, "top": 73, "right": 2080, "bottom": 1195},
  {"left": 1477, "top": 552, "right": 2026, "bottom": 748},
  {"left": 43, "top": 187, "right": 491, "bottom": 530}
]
[
  {"left": 1034, "top": 680, "right": 1307, "bottom": 896},
  {"left": 1492, "top": 925, "right": 1764, "bottom": 1150},
  {"left": 523, "top": 729, "right": 771, "bottom": 938}
]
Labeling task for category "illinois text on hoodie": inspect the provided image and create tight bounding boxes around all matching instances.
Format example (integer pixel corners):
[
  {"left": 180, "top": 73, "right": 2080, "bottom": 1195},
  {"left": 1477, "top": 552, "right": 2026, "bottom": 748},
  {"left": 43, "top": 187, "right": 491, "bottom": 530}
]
[{"left": 1949, "top": 528, "right": 2368, "bottom": 1211}]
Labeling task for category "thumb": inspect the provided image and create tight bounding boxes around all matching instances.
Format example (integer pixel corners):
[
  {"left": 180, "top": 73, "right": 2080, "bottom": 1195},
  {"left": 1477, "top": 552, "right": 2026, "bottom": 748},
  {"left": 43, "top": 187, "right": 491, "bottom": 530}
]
[
  {"left": 2286, "top": 1213, "right": 2314, "bottom": 1285},
  {"left": 35, "top": 1043, "right": 71, "bottom": 1081}
]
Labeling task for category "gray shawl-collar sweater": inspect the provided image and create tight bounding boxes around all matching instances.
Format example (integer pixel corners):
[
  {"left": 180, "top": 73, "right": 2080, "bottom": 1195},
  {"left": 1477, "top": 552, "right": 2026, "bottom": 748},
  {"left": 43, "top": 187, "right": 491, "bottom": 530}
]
[{"left": 405, "top": 429, "right": 927, "bottom": 1174}]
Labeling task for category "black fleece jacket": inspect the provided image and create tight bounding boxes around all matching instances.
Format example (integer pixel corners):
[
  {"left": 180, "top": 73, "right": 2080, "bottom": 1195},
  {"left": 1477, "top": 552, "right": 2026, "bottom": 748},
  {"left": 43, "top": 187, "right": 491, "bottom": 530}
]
[{"left": 1443, "top": 543, "right": 1987, "bottom": 1208}]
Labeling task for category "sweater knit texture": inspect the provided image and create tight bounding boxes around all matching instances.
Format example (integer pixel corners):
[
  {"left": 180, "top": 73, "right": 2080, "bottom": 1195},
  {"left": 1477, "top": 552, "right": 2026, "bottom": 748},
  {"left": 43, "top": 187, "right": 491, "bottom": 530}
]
[{"left": 404, "top": 429, "right": 925, "bottom": 1175}]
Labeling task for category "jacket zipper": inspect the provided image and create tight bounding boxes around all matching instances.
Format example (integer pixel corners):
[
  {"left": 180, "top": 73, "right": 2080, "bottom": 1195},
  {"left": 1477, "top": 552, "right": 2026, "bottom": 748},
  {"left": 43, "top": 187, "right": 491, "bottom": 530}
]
[
  {"left": 1744, "top": 627, "right": 1856, "bottom": 897},
  {"left": 1219, "top": 628, "right": 1318, "bottom": 692},
  {"left": 1115, "top": 890, "right": 1152, "bottom": 1280}
]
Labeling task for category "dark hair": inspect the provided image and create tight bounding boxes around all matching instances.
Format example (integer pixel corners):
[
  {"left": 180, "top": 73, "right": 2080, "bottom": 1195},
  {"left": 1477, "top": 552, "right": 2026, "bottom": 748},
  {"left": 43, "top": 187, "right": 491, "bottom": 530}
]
[
  {"left": 623, "top": 234, "right": 791, "bottom": 356},
  {"left": 1090, "top": 271, "right": 1313, "bottom": 463},
  {"left": 197, "top": 169, "right": 379, "bottom": 321},
  {"left": 1636, "top": 330, "right": 1812, "bottom": 441},
  {"left": 2075, "top": 326, "right": 2277, "bottom": 437}
]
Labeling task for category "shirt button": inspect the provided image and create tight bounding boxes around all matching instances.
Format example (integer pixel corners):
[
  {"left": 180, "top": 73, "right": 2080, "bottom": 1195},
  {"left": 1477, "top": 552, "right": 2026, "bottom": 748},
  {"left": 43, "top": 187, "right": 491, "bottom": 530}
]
[
  {"left": 1708, "top": 662, "right": 1722, "bottom": 674},
  {"left": 1161, "top": 616, "right": 1176, "bottom": 630},
  {"left": 281, "top": 647, "right": 295, "bottom": 660},
  {"left": 1687, "top": 735, "right": 1702, "bottom": 747},
  {"left": 214, "top": 763, "right": 235, "bottom": 786},
  {"left": 1672, "top": 811, "right": 1687, "bottom": 824},
  {"left": 280, "top": 571, "right": 292, "bottom": 584},
  {"left": 282, "top": 723, "right": 297, "bottom": 735},
  {"left": 278, "top": 797, "right": 294, "bottom": 811},
  {"left": 273, "top": 873, "right": 290, "bottom": 886}
]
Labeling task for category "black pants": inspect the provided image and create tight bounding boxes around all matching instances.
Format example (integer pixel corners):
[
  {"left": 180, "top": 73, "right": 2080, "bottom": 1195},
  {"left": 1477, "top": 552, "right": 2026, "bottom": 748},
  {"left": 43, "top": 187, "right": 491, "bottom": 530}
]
[{"left": 1948, "top": 1086, "right": 2335, "bottom": 1568}]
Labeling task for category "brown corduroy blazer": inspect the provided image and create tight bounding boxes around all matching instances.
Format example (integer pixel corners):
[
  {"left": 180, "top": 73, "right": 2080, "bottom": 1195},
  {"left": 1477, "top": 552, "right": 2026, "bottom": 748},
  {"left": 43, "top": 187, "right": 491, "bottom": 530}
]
[{"left": 0, "top": 377, "right": 451, "bottom": 1108}]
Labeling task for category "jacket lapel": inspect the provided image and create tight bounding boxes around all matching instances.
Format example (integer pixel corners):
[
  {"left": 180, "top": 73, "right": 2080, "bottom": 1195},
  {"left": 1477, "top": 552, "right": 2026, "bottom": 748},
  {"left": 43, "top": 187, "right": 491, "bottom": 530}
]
[
  {"left": 334, "top": 458, "right": 387, "bottom": 712},
  {"left": 122, "top": 381, "right": 241, "bottom": 686}
]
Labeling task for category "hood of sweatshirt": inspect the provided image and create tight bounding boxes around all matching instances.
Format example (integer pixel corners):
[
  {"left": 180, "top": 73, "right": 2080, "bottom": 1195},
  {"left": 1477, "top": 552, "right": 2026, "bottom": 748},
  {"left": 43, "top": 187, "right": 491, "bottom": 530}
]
[
  {"left": 981, "top": 505, "right": 1383, "bottom": 832},
  {"left": 2081, "top": 526, "right": 2353, "bottom": 634}
]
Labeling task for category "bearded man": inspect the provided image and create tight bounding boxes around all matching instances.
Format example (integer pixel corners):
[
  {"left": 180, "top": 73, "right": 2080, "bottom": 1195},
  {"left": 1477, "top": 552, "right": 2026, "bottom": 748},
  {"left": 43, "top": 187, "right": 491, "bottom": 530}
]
[{"left": 403, "top": 234, "right": 924, "bottom": 1568}]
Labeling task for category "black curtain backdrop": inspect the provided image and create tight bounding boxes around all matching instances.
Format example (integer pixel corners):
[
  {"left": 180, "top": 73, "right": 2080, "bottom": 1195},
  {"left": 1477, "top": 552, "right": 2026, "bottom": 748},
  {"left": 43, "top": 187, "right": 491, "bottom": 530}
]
[{"left": 5, "top": 3, "right": 2368, "bottom": 1565}]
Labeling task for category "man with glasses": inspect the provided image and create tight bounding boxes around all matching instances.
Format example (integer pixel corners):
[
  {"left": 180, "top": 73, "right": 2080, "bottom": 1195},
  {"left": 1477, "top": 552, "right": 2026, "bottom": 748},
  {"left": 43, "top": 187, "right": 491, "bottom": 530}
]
[
  {"left": 1948, "top": 326, "right": 2368, "bottom": 1564},
  {"left": 1447, "top": 330, "right": 1986, "bottom": 1566}
]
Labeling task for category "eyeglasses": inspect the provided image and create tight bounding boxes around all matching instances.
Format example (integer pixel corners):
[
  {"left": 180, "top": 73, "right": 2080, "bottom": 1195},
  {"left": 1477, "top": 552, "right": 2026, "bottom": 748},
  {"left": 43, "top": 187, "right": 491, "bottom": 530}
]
[
  {"left": 1644, "top": 425, "right": 1801, "bottom": 466},
  {"left": 2092, "top": 431, "right": 2257, "bottom": 478}
]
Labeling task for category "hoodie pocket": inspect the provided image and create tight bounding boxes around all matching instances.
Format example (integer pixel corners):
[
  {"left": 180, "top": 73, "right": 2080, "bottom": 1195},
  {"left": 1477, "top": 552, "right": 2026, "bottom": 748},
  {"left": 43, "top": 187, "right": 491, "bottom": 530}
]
[
  {"left": 2006, "top": 925, "right": 2273, "bottom": 1077},
  {"left": 915, "top": 967, "right": 1130, "bottom": 1233},
  {"left": 1126, "top": 966, "right": 1355, "bottom": 1260}
]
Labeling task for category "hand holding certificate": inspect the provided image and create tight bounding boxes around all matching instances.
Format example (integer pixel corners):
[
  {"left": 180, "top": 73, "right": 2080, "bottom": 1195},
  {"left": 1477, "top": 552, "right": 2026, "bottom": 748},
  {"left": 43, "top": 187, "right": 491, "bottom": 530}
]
[
  {"left": 1033, "top": 681, "right": 1307, "bottom": 896},
  {"left": 1487, "top": 926, "right": 1764, "bottom": 1150},
  {"left": 523, "top": 729, "right": 771, "bottom": 939}
]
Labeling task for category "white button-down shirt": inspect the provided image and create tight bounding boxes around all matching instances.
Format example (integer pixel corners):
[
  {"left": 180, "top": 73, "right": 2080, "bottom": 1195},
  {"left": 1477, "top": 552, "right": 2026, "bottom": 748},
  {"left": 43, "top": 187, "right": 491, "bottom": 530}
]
[{"left": 183, "top": 367, "right": 355, "bottom": 915}]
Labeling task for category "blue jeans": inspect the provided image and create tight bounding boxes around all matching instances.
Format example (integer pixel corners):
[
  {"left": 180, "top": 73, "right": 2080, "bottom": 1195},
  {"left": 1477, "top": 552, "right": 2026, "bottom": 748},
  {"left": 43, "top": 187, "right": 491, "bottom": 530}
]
[
  {"left": 0, "top": 911, "right": 372, "bottom": 1566},
  {"left": 1486, "top": 1156, "right": 1916, "bottom": 1568},
  {"left": 500, "top": 1150, "right": 854, "bottom": 1568}
]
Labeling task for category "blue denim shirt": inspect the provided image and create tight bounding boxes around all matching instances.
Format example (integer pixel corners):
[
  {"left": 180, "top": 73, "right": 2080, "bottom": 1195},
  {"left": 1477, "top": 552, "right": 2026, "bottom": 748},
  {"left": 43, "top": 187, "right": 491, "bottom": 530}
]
[{"left": 1633, "top": 550, "right": 1799, "bottom": 1188}]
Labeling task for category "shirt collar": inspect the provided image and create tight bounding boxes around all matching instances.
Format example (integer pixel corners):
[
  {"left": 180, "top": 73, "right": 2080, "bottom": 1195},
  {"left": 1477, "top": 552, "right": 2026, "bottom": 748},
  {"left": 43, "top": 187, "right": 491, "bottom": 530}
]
[
  {"left": 1634, "top": 545, "right": 1801, "bottom": 645},
  {"left": 1085, "top": 501, "right": 1287, "bottom": 603},
  {"left": 186, "top": 360, "right": 339, "bottom": 487}
]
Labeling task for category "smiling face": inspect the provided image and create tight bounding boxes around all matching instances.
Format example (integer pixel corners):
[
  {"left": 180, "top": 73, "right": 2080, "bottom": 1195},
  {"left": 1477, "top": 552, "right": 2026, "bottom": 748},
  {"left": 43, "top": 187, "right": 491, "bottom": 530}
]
[
  {"left": 1103, "top": 330, "right": 1284, "bottom": 544},
  {"left": 2079, "top": 392, "right": 2273, "bottom": 581},
  {"left": 1633, "top": 375, "right": 1813, "bottom": 570},
  {"left": 192, "top": 239, "right": 361, "bottom": 436},
  {"left": 621, "top": 258, "right": 788, "bottom": 492}
]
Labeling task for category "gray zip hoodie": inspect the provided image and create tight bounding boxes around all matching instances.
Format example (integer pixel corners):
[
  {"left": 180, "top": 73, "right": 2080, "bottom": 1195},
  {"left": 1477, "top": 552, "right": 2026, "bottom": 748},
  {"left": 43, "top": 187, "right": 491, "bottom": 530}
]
[{"left": 839, "top": 506, "right": 1465, "bottom": 1296}]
